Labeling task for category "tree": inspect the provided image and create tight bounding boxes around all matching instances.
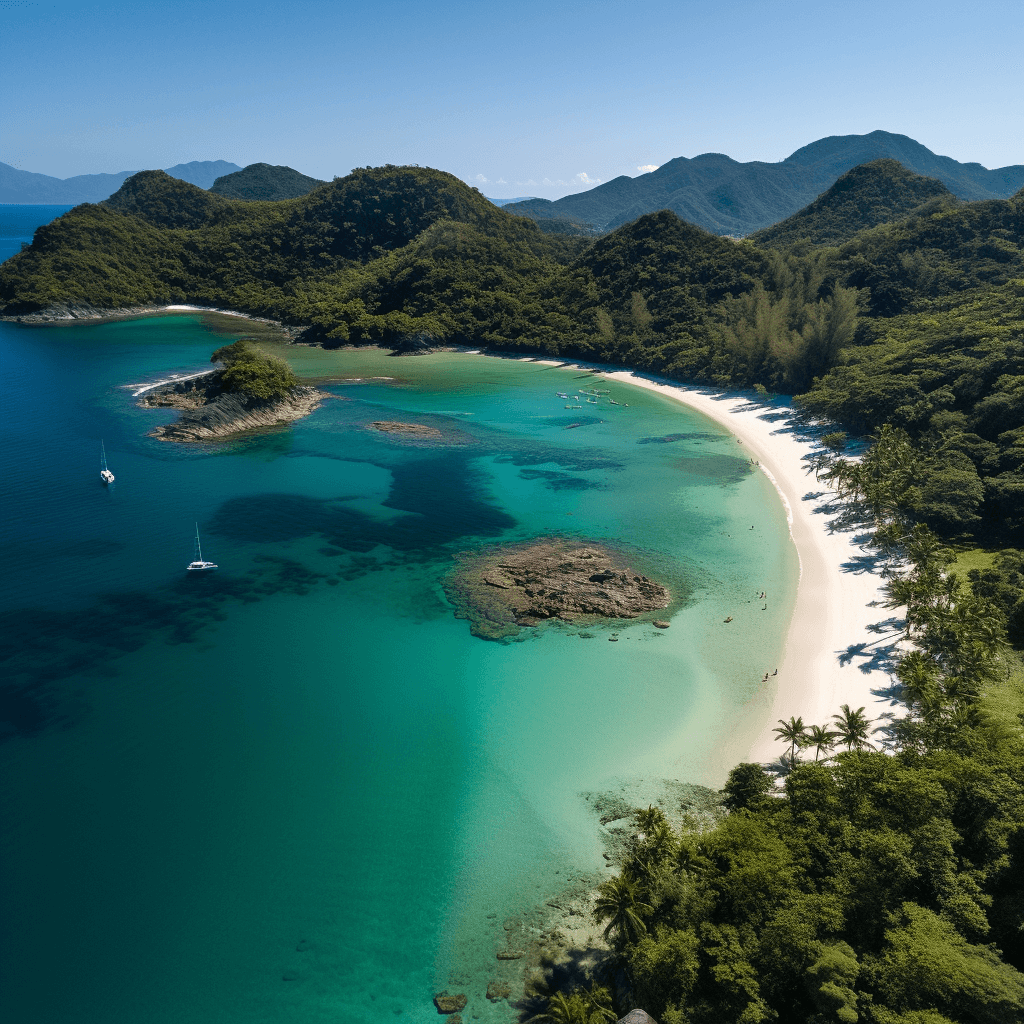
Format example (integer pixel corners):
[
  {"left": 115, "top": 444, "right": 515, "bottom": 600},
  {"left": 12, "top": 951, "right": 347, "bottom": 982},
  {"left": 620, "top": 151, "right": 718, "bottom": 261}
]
[
  {"left": 804, "top": 724, "right": 839, "bottom": 761},
  {"left": 773, "top": 716, "right": 807, "bottom": 761},
  {"left": 593, "top": 874, "right": 651, "bottom": 945},
  {"left": 832, "top": 705, "right": 875, "bottom": 751},
  {"left": 723, "top": 763, "right": 773, "bottom": 811}
]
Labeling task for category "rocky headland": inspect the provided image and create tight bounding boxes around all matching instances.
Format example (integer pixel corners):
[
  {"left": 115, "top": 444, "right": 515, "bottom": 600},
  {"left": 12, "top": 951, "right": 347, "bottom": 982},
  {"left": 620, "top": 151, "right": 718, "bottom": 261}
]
[
  {"left": 444, "top": 539, "right": 670, "bottom": 640},
  {"left": 142, "top": 371, "right": 327, "bottom": 441}
]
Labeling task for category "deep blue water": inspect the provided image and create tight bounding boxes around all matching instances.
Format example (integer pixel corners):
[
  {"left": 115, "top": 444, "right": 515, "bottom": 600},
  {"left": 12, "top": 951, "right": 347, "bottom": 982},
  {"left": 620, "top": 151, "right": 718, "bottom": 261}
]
[
  {"left": 0, "top": 205, "right": 75, "bottom": 264},
  {"left": 0, "top": 314, "right": 797, "bottom": 1022}
]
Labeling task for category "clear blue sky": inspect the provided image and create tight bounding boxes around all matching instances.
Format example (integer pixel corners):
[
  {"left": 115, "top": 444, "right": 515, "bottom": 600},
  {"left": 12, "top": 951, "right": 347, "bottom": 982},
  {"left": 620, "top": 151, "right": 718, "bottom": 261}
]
[{"left": 2, "top": 0, "right": 1022, "bottom": 199}]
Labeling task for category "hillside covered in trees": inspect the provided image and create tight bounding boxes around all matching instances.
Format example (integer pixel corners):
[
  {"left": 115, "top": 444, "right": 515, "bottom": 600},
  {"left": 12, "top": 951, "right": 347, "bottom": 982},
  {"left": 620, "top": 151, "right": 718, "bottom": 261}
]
[
  {"left": 208, "top": 162, "right": 326, "bottom": 201},
  {"left": 4, "top": 155, "right": 1024, "bottom": 1023},
  {"left": 2, "top": 159, "right": 1024, "bottom": 544},
  {"left": 503, "top": 131, "right": 1024, "bottom": 236}
]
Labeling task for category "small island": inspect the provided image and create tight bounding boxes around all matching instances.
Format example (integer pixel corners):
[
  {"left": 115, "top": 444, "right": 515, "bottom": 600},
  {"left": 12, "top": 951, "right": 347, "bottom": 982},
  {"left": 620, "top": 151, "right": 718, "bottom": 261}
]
[
  {"left": 444, "top": 539, "right": 670, "bottom": 640},
  {"left": 142, "top": 338, "right": 326, "bottom": 441}
]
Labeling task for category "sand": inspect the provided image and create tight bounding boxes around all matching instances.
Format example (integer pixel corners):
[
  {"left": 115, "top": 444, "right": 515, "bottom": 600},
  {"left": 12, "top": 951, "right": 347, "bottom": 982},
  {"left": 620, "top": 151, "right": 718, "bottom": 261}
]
[{"left": 531, "top": 361, "right": 901, "bottom": 765}]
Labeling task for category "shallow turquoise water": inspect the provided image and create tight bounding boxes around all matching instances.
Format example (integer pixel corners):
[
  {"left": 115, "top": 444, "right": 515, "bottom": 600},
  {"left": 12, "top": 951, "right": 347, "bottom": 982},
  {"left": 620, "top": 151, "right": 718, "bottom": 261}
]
[{"left": 0, "top": 315, "right": 797, "bottom": 1022}]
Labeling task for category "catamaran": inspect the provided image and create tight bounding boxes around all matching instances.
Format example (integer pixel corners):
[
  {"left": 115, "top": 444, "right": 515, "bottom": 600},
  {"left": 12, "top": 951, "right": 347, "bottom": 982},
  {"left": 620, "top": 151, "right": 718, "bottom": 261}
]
[
  {"left": 100, "top": 441, "right": 115, "bottom": 485},
  {"left": 187, "top": 523, "right": 218, "bottom": 572}
]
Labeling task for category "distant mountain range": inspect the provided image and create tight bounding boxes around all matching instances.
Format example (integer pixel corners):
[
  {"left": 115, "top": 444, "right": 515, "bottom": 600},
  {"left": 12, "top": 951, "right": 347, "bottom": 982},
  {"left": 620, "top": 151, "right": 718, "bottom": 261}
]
[
  {"left": 485, "top": 196, "right": 537, "bottom": 206},
  {"left": 504, "top": 131, "right": 1024, "bottom": 236},
  {"left": 0, "top": 161, "right": 242, "bottom": 204}
]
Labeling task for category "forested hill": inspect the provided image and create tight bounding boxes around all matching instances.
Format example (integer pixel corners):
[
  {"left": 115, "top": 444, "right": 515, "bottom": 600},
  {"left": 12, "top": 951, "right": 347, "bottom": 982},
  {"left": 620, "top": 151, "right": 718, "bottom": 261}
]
[
  {"left": 209, "top": 163, "right": 326, "bottom": 200},
  {"left": 750, "top": 160, "right": 955, "bottom": 249},
  {"left": 5, "top": 161, "right": 1024, "bottom": 544},
  {"left": 504, "top": 130, "right": 1024, "bottom": 236}
]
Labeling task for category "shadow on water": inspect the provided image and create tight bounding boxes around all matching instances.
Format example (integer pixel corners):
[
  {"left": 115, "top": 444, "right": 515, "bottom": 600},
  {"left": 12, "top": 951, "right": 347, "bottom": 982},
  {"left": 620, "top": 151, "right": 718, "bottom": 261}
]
[
  {"left": 0, "top": 451, "right": 519, "bottom": 742},
  {"left": 209, "top": 452, "right": 516, "bottom": 553},
  {"left": 0, "top": 556, "right": 326, "bottom": 741},
  {"left": 676, "top": 453, "right": 754, "bottom": 486},
  {"left": 518, "top": 468, "right": 604, "bottom": 491}
]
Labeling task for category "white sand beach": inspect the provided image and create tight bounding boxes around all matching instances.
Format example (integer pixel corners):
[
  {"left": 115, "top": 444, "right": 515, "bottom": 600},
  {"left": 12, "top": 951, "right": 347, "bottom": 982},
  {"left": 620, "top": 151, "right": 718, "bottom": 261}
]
[{"left": 538, "top": 360, "right": 900, "bottom": 765}]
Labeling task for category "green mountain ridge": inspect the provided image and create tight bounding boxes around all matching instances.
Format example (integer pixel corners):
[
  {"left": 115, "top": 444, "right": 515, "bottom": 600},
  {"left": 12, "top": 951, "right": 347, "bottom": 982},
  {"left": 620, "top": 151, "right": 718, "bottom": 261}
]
[
  {"left": 209, "top": 163, "right": 326, "bottom": 201},
  {"left": 750, "top": 159, "right": 955, "bottom": 249},
  {"left": 505, "top": 130, "right": 1024, "bottom": 236}
]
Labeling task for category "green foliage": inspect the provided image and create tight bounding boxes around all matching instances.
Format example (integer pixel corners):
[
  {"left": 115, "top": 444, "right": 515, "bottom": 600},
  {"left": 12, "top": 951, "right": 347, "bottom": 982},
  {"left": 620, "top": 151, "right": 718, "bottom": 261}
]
[
  {"left": 210, "top": 337, "right": 298, "bottom": 400},
  {"left": 751, "top": 160, "right": 954, "bottom": 251},
  {"left": 208, "top": 162, "right": 325, "bottom": 201}
]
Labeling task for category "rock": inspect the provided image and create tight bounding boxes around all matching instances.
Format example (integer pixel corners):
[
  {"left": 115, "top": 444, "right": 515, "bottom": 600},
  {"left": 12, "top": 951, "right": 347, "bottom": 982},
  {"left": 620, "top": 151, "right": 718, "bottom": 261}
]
[
  {"left": 617, "top": 1012, "right": 658, "bottom": 1024},
  {"left": 281, "top": 971, "right": 299, "bottom": 982},
  {"left": 295, "top": 939, "right": 311, "bottom": 952},
  {"left": 433, "top": 993, "right": 467, "bottom": 1014},
  {"left": 653, "top": 620, "right": 670, "bottom": 629},
  {"left": 444, "top": 539, "right": 671, "bottom": 641},
  {"left": 486, "top": 982, "right": 511, "bottom": 1002},
  {"left": 145, "top": 372, "right": 327, "bottom": 442},
  {"left": 368, "top": 420, "right": 444, "bottom": 439},
  {"left": 496, "top": 950, "right": 523, "bottom": 960}
]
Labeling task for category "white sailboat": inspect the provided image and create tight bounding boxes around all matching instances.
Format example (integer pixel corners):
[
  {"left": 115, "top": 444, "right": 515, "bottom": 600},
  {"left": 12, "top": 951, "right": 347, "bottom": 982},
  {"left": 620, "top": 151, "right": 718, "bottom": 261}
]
[
  {"left": 100, "top": 441, "right": 115, "bottom": 485},
  {"left": 187, "top": 523, "right": 218, "bottom": 572}
]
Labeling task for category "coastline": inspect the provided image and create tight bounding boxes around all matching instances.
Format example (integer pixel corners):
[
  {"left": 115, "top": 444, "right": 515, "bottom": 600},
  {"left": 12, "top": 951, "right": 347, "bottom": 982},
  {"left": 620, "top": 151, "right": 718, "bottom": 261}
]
[
  {"left": 9, "top": 299, "right": 898, "bottom": 761},
  {"left": 527, "top": 359, "right": 898, "bottom": 765}
]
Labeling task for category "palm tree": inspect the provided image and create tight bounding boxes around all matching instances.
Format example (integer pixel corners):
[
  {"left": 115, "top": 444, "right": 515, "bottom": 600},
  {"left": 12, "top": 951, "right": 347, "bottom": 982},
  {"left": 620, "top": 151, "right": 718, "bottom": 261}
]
[
  {"left": 536, "top": 986, "right": 616, "bottom": 1024},
  {"left": 832, "top": 704, "right": 875, "bottom": 751},
  {"left": 772, "top": 715, "right": 807, "bottom": 762},
  {"left": 593, "top": 874, "right": 651, "bottom": 945},
  {"left": 633, "top": 803, "right": 668, "bottom": 836},
  {"left": 804, "top": 723, "right": 838, "bottom": 761}
]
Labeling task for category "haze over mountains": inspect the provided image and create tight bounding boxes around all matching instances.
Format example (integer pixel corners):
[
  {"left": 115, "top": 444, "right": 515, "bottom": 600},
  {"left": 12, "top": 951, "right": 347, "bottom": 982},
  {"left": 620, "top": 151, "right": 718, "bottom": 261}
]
[
  {"left": 505, "top": 131, "right": 1024, "bottom": 236},
  {"left": 0, "top": 160, "right": 242, "bottom": 204}
]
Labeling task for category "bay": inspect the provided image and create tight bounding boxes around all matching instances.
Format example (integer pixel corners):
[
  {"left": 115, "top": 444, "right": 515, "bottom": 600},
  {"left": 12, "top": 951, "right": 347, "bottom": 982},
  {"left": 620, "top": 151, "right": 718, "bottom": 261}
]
[{"left": 0, "top": 313, "right": 797, "bottom": 1022}]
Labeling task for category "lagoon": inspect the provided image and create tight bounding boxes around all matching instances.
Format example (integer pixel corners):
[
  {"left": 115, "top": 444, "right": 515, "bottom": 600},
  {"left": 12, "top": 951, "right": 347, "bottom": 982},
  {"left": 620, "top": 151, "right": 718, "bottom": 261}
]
[{"left": 0, "top": 314, "right": 796, "bottom": 1022}]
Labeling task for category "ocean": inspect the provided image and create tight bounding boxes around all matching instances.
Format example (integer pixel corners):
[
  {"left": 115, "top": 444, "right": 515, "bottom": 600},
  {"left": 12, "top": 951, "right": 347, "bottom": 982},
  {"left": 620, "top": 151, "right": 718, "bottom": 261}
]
[{"left": 0, "top": 276, "right": 797, "bottom": 1019}]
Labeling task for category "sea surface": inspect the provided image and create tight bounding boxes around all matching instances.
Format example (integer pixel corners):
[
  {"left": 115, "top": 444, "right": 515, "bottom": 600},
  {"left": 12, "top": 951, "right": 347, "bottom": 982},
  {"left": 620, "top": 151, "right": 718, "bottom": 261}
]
[
  {"left": 0, "top": 205, "right": 75, "bottom": 265},
  {"left": 0, "top": 313, "right": 797, "bottom": 1023}
]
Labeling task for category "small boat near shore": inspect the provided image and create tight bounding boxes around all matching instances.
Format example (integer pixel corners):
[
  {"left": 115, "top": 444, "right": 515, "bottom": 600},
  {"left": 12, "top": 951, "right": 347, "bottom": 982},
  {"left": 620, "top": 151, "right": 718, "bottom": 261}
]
[
  {"left": 100, "top": 441, "right": 115, "bottom": 485},
  {"left": 187, "top": 523, "right": 218, "bottom": 572}
]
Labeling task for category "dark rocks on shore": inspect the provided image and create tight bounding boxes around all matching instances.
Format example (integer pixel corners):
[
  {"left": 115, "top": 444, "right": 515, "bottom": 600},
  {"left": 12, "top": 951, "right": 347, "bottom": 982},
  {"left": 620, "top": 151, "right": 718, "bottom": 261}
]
[
  {"left": 142, "top": 371, "right": 326, "bottom": 441},
  {"left": 444, "top": 539, "right": 670, "bottom": 641},
  {"left": 433, "top": 992, "right": 467, "bottom": 1014}
]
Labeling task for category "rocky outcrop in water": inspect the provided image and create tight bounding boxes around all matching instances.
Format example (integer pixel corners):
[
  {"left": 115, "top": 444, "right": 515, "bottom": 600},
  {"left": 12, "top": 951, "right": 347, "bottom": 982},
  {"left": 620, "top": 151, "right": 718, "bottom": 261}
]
[
  {"left": 444, "top": 540, "right": 670, "bottom": 640},
  {"left": 142, "top": 371, "right": 327, "bottom": 441},
  {"left": 368, "top": 420, "right": 443, "bottom": 438}
]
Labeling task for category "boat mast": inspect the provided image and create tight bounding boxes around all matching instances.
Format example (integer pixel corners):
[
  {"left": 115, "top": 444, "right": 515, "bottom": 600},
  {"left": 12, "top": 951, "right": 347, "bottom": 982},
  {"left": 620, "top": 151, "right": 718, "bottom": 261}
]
[{"left": 195, "top": 522, "right": 202, "bottom": 562}]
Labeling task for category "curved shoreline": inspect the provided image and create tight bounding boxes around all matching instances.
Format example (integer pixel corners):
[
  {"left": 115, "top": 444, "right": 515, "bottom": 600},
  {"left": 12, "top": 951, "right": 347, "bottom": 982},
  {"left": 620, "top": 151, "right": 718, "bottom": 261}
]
[
  {"left": 10, "top": 302, "right": 896, "bottom": 762},
  {"left": 525, "top": 359, "right": 897, "bottom": 765}
]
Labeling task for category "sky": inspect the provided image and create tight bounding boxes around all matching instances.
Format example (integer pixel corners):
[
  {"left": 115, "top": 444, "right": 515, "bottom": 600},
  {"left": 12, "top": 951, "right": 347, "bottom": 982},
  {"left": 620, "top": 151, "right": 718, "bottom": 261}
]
[{"left": 2, "top": 0, "right": 1023, "bottom": 200}]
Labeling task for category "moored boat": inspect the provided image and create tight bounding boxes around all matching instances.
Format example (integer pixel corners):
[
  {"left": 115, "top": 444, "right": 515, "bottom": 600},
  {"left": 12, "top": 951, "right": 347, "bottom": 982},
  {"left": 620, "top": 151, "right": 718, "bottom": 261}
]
[
  {"left": 100, "top": 440, "right": 115, "bottom": 485},
  {"left": 187, "top": 523, "right": 218, "bottom": 572}
]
